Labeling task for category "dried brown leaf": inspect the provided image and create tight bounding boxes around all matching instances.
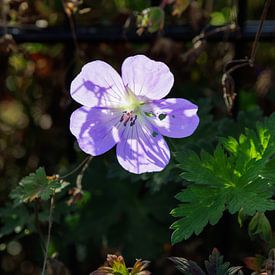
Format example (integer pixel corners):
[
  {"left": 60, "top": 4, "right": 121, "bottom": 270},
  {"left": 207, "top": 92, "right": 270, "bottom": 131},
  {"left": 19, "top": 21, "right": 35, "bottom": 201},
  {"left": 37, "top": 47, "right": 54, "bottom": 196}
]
[
  {"left": 130, "top": 259, "right": 151, "bottom": 275},
  {"left": 90, "top": 255, "right": 150, "bottom": 275},
  {"left": 221, "top": 73, "right": 236, "bottom": 112}
]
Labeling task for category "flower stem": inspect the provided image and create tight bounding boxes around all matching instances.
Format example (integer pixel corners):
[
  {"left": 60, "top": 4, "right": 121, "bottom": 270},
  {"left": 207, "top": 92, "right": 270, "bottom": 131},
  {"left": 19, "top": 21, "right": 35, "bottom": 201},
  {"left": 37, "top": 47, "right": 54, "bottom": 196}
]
[
  {"left": 41, "top": 195, "right": 55, "bottom": 275},
  {"left": 76, "top": 156, "right": 93, "bottom": 190},
  {"left": 59, "top": 155, "right": 91, "bottom": 179}
]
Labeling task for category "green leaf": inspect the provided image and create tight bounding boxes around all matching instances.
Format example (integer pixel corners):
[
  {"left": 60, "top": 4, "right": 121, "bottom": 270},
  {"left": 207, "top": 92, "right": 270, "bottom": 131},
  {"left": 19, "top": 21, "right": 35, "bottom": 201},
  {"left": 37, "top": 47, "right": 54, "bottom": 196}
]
[
  {"left": 227, "top": 179, "right": 275, "bottom": 216},
  {"left": 171, "top": 115, "right": 275, "bottom": 244},
  {"left": 170, "top": 187, "right": 225, "bottom": 244},
  {"left": 248, "top": 212, "right": 272, "bottom": 242},
  {"left": 204, "top": 248, "right": 230, "bottom": 275},
  {"left": 178, "top": 147, "right": 234, "bottom": 187},
  {"left": 11, "top": 167, "right": 61, "bottom": 204}
]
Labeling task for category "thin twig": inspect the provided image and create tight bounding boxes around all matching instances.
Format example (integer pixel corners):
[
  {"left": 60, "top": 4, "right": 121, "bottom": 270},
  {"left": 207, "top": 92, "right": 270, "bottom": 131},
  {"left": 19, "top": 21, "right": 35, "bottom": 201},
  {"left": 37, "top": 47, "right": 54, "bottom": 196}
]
[
  {"left": 76, "top": 156, "right": 93, "bottom": 189},
  {"left": 59, "top": 155, "right": 91, "bottom": 179},
  {"left": 34, "top": 200, "right": 46, "bottom": 254},
  {"left": 61, "top": 0, "right": 80, "bottom": 56},
  {"left": 41, "top": 195, "right": 55, "bottom": 275},
  {"left": 193, "top": 23, "right": 236, "bottom": 44},
  {"left": 250, "top": 0, "right": 271, "bottom": 64},
  {"left": 226, "top": 60, "right": 250, "bottom": 75}
]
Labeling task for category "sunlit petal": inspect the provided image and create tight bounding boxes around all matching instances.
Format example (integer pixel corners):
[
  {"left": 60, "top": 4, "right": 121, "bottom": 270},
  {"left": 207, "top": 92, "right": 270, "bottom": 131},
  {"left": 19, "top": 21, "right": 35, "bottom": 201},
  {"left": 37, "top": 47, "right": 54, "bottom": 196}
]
[
  {"left": 116, "top": 120, "right": 170, "bottom": 174},
  {"left": 70, "top": 107, "right": 121, "bottom": 155},
  {"left": 71, "top": 61, "right": 127, "bottom": 108},
  {"left": 142, "top": 98, "right": 199, "bottom": 138},
  {"left": 121, "top": 55, "right": 174, "bottom": 100}
]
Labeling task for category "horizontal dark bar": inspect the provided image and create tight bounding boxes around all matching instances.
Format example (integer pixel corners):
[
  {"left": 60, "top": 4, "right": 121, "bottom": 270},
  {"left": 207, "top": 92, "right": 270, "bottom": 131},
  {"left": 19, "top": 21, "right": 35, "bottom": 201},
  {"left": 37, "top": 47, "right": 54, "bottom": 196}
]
[{"left": 0, "top": 21, "right": 274, "bottom": 43}]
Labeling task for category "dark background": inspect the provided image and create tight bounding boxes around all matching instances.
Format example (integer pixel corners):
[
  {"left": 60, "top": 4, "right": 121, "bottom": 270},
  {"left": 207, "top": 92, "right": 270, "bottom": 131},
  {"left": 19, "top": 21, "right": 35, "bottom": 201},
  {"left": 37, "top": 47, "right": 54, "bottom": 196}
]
[{"left": 0, "top": 0, "right": 275, "bottom": 274}]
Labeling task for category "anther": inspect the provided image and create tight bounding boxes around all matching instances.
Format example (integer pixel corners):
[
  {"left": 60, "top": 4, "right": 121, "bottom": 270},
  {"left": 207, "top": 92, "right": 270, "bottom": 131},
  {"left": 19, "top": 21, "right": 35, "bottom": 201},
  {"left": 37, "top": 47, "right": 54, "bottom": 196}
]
[
  {"left": 119, "top": 111, "right": 137, "bottom": 127},
  {"left": 130, "top": 115, "right": 137, "bottom": 126}
]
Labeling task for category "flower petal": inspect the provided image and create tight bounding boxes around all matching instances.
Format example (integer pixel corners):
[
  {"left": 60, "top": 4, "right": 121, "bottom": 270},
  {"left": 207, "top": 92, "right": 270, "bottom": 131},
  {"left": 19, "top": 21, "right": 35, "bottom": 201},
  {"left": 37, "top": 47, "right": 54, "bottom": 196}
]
[
  {"left": 121, "top": 55, "right": 174, "bottom": 100},
  {"left": 70, "top": 107, "right": 121, "bottom": 155},
  {"left": 142, "top": 98, "right": 199, "bottom": 138},
  {"left": 116, "top": 121, "right": 170, "bottom": 174},
  {"left": 70, "top": 61, "right": 127, "bottom": 108}
]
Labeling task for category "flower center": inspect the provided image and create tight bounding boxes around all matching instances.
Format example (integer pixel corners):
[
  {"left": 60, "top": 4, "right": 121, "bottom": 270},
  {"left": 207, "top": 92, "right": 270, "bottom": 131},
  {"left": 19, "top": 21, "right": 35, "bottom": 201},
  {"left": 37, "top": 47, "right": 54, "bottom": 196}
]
[
  {"left": 118, "top": 88, "right": 144, "bottom": 127},
  {"left": 120, "top": 111, "right": 137, "bottom": 126},
  {"left": 124, "top": 88, "right": 143, "bottom": 112}
]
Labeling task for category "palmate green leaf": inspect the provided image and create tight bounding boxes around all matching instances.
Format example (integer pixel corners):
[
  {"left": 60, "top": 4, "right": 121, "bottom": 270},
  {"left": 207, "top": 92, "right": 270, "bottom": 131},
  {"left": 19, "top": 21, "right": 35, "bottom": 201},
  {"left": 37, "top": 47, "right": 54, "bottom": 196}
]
[
  {"left": 227, "top": 179, "right": 275, "bottom": 216},
  {"left": 11, "top": 167, "right": 61, "bottom": 204},
  {"left": 178, "top": 146, "right": 235, "bottom": 188},
  {"left": 170, "top": 187, "right": 225, "bottom": 244},
  {"left": 172, "top": 114, "right": 275, "bottom": 244},
  {"left": 205, "top": 248, "right": 230, "bottom": 275}
]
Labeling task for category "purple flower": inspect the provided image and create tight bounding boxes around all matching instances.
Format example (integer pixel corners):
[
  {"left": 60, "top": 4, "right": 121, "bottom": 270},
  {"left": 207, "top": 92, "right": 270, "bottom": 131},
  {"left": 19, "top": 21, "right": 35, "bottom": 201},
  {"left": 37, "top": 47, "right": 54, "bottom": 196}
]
[{"left": 70, "top": 55, "right": 199, "bottom": 174}]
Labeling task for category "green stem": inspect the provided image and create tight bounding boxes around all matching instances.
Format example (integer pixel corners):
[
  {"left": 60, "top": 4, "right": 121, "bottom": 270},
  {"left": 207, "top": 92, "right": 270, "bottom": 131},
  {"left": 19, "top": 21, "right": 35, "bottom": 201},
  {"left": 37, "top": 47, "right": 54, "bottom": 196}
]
[
  {"left": 76, "top": 156, "right": 93, "bottom": 189},
  {"left": 41, "top": 195, "right": 55, "bottom": 275},
  {"left": 59, "top": 155, "right": 91, "bottom": 179}
]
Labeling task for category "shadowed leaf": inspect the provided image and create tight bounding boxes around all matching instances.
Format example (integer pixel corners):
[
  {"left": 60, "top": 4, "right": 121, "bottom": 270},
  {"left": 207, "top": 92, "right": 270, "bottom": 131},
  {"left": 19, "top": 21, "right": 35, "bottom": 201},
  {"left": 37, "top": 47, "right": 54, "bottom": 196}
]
[{"left": 169, "top": 257, "right": 205, "bottom": 275}]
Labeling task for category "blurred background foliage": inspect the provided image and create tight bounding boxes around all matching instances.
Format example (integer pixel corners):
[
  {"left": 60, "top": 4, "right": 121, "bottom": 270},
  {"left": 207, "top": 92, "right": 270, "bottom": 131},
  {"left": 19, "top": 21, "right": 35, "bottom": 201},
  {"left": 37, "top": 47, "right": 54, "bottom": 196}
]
[{"left": 0, "top": 0, "right": 275, "bottom": 274}]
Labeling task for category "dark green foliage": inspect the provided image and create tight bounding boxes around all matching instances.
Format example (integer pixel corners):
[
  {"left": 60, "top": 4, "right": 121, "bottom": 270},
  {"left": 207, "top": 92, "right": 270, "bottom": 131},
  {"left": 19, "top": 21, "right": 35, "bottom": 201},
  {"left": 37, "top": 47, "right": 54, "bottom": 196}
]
[
  {"left": 0, "top": 203, "right": 30, "bottom": 237},
  {"left": 169, "top": 257, "right": 205, "bottom": 275},
  {"left": 171, "top": 115, "right": 275, "bottom": 244},
  {"left": 1, "top": 1, "right": 275, "bottom": 274},
  {"left": 204, "top": 248, "right": 231, "bottom": 275},
  {"left": 62, "top": 160, "right": 178, "bottom": 260},
  {"left": 0, "top": 167, "right": 69, "bottom": 238},
  {"left": 170, "top": 248, "right": 243, "bottom": 275}
]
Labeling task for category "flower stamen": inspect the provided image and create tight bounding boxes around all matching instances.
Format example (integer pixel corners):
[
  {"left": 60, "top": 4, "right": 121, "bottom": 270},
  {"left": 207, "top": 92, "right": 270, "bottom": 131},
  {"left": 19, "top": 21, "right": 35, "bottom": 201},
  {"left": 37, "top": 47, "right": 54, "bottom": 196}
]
[{"left": 120, "top": 111, "right": 137, "bottom": 127}]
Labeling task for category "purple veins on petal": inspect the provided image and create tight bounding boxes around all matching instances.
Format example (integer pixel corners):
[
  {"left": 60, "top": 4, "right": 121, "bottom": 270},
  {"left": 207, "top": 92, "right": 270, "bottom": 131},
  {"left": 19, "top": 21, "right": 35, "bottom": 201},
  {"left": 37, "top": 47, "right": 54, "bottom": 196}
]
[
  {"left": 70, "top": 61, "right": 127, "bottom": 108},
  {"left": 116, "top": 120, "right": 170, "bottom": 174},
  {"left": 121, "top": 55, "right": 174, "bottom": 100},
  {"left": 142, "top": 98, "right": 199, "bottom": 138},
  {"left": 70, "top": 106, "right": 121, "bottom": 156}
]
